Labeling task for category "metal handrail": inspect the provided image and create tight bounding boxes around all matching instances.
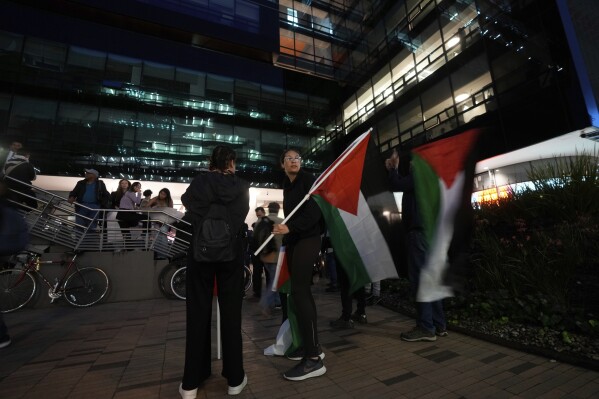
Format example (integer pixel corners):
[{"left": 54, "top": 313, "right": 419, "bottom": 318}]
[{"left": 2, "top": 176, "right": 191, "bottom": 258}]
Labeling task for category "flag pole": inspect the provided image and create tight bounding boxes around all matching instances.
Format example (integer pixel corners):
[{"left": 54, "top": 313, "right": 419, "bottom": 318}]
[
  {"left": 217, "top": 299, "right": 222, "bottom": 359},
  {"left": 253, "top": 194, "right": 310, "bottom": 256},
  {"left": 253, "top": 128, "right": 373, "bottom": 257}
]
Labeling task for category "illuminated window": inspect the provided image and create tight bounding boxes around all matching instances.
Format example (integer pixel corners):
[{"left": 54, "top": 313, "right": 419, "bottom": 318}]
[{"left": 287, "top": 9, "right": 298, "bottom": 26}]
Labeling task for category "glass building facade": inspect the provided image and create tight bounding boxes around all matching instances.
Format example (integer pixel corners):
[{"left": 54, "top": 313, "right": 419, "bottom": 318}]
[{"left": 0, "top": 0, "right": 595, "bottom": 186}]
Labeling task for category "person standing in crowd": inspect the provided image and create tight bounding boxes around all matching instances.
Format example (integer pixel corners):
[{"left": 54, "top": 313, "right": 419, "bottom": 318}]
[
  {"left": 329, "top": 259, "right": 368, "bottom": 329},
  {"left": 386, "top": 149, "right": 447, "bottom": 341},
  {"left": 116, "top": 181, "right": 143, "bottom": 241},
  {"left": 149, "top": 188, "right": 175, "bottom": 260},
  {"left": 3, "top": 149, "right": 37, "bottom": 210},
  {"left": 68, "top": 169, "right": 110, "bottom": 231},
  {"left": 149, "top": 188, "right": 174, "bottom": 208},
  {"left": 179, "top": 145, "right": 249, "bottom": 398},
  {"left": 139, "top": 189, "right": 153, "bottom": 237},
  {"left": 0, "top": 179, "right": 29, "bottom": 349},
  {"left": 110, "top": 179, "right": 131, "bottom": 209},
  {"left": 322, "top": 232, "right": 338, "bottom": 292},
  {"left": 140, "top": 189, "right": 153, "bottom": 209},
  {"left": 258, "top": 202, "right": 283, "bottom": 315},
  {"left": 0, "top": 139, "right": 23, "bottom": 176},
  {"left": 105, "top": 179, "right": 131, "bottom": 247},
  {"left": 273, "top": 149, "right": 326, "bottom": 381},
  {"left": 251, "top": 206, "right": 266, "bottom": 300}
]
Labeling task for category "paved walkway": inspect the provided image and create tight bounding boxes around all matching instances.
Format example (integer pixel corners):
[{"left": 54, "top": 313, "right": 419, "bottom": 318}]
[{"left": 1, "top": 278, "right": 599, "bottom": 399}]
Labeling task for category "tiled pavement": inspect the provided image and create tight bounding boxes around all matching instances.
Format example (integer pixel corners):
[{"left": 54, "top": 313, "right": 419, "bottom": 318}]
[{"left": 2, "top": 278, "right": 599, "bottom": 399}]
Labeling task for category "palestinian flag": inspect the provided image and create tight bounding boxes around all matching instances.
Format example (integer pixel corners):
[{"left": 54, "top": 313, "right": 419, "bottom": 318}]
[
  {"left": 310, "top": 129, "right": 401, "bottom": 293},
  {"left": 269, "top": 247, "right": 302, "bottom": 356},
  {"left": 272, "top": 246, "right": 290, "bottom": 293},
  {"left": 411, "top": 129, "right": 480, "bottom": 302}
]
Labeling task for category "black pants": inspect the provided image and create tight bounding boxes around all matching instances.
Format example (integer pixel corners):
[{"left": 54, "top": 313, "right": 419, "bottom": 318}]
[
  {"left": 182, "top": 247, "right": 245, "bottom": 389},
  {"left": 287, "top": 235, "right": 321, "bottom": 358},
  {"left": 117, "top": 211, "right": 143, "bottom": 239},
  {"left": 336, "top": 259, "right": 366, "bottom": 320},
  {"left": 251, "top": 254, "right": 264, "bottom": 296}
]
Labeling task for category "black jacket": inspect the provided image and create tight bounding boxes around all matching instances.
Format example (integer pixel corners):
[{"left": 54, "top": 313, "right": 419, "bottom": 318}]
[
  {"left": 282, "top": 169, "right": 323, "bottom": 245},
  {"left": 181, "top": 170, "right": 250, "bottom": 238},
  {"left": 69, "top": 179, "right": 111, "bottom": 208},
  {"left": 4, "top": 156, "right": 36, "bottom": 188},
  {"left": 388, "top": 168, "right": 422, "bottom": 231}
]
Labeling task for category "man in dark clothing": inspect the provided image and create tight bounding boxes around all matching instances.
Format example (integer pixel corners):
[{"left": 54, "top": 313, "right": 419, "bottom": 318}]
[
  {"left": 0, "top": 140, "right": 23, "bottom": 177},
  {"left": 4, "top": 149, "right": 37, "bottom": 211},
  {"left": 68, "top": 168, "right": 110, "bottom": 231},
  {"left": 386, "top": 149, "right": 447, "bottom": 342}
]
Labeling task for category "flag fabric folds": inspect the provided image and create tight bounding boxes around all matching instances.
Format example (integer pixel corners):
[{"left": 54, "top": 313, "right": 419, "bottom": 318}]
[
  {"left": 272, "top": 245, "right": 290, "bottom": 293},
  {"left": 411, "top": 128, "right": 480, "bottom": 302},
  {"left": 270, "top": 246, "right": 302, "bottom": 356},
  {"left": 310, "top": 129, "right": 401, "bottom": 294}
]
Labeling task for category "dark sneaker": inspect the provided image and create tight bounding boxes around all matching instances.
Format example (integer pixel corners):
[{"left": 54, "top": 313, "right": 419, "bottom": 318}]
[
  {"left": 366, "top": 295, "right": 381, "bottom": 306},
  {"left": 400, "top": 326, "right": 436, "bottom": 342},
  {"left": 435, "top": 327, "right": 449, "bottom": 337},
  {"left": 329, "top": 317, "right": 354, "bottom": 329},
  {"left": 283, "top": 357, "right": 326, "bottom": 381},
  {"left": 286, "top": 346, "right": 325, "bottom": 361},
  {"left": 0, "top": 335, "right": 11, "bottom": 349},
  {"left": 351, "top": 312, "right": 368, "bottom": 324}
]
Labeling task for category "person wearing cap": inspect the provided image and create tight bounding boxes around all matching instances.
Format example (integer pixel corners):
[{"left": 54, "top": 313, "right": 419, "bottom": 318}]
[{"left": 68, "top": 168, "right": 110, "bottom": 231}]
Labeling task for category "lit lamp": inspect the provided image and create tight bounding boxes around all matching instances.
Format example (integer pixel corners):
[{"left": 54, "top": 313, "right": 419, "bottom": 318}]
[{"left": 446, "top": 36, "right": 460, "bottom": 49}]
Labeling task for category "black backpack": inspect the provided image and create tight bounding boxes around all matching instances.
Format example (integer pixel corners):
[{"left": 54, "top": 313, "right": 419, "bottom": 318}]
[
  {"left": 193, "top": 202, "right": 235, "bottom": 263},
  {"left": 252, "top": 217, "right": 277, "bottom": 255}
]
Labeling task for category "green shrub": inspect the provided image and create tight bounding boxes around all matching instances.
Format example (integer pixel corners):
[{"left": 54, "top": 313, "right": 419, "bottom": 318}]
[{"left": 468, "top": 153, "right": 599, "bottom": 336}]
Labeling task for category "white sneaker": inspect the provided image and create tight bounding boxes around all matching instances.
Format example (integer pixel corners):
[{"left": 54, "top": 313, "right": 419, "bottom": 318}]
[
  {"left": 179, "top": 383, "right": 197, "bottom": 399},
  {"left": 227, "top": 374, "right": 247, "bottom": 395}
]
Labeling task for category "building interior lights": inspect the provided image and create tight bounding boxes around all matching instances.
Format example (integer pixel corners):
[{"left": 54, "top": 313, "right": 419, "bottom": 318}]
[
  {"left": 446, "top": 36, "right": 460, "bottom": 48},
  {"left": 455, "top": 93, "right": 470, "bottom": 102}
]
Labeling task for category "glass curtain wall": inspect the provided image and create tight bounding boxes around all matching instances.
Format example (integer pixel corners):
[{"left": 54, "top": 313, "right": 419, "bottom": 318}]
[
  {"left": 307, "top": 0, "right": 483, "bottom": 155},
  {"left": 307, "top": 0, "right": 564, "bottom": 156},
  {"left": 0, "top": 29, "right": 330, "bottom": 183}
]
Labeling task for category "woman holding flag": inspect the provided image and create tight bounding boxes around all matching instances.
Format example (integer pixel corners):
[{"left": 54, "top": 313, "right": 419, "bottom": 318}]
[{"left": 273, "top": 149, "right": 326, "bottom": 381}]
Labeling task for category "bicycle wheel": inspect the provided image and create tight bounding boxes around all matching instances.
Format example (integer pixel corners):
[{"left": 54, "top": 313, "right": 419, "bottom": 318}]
[
  {"left": 0, "top": 269, "right": 36, "bottom": 313},
  {"left": 243, "top": 265, "right": 252, "bottom": 293},
  {"left": 63, "top": 267, "right": 109, "bottom": 307},
  {"left": 159, "top": 258, "right": 186, "bottom": 299},
  {"left": 170, "top": 266, "right": 186, "bottom": 300}
]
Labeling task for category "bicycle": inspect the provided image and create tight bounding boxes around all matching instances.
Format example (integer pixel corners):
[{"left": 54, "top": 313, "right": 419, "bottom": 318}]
[
  {"left": 158, "top": 253, "right": 186, "bottom": 300},
  {"left": 169, "top": 263, "right": 253, "bottom": 301},
  {"left": 0, "top": 250, "right": 110, "bottom": 313}
]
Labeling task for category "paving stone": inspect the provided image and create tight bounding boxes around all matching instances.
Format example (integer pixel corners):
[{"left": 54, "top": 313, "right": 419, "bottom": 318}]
[{"left": 1, "top": 280, "right": 598, "bottom": 399}]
